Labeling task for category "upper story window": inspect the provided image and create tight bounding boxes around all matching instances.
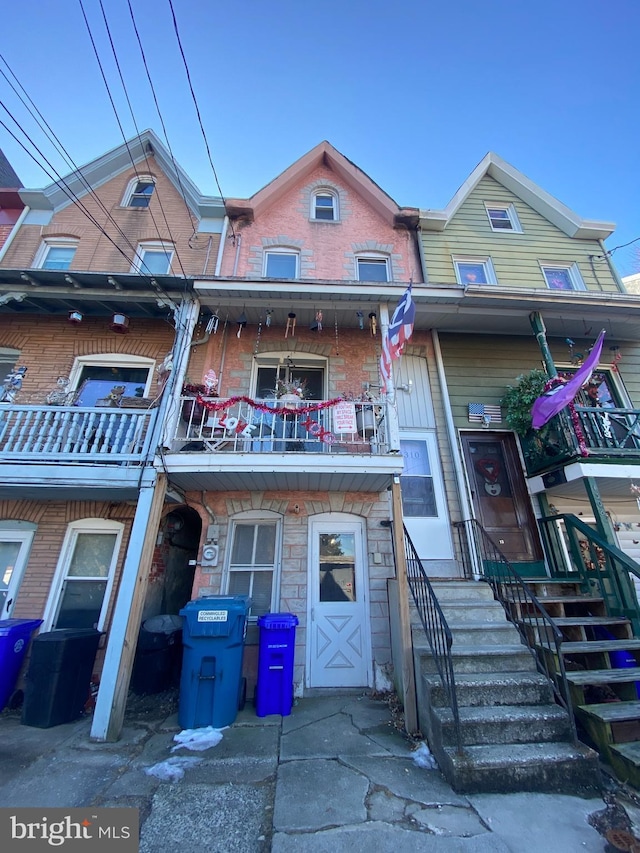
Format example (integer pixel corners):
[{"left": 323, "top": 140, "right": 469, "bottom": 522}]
[
  {"left": 453, "top": 256, "right": 497, "bottom": 285},
  {"left": 132, "top": 241, "right": 174, "bottom": 275},
  {"left": 122, "top": 176, "right": 156, "bottom": 208},
  {"left": 484, "top": 203, "right": 522, "bottom": 233},
  {"left": 69, "top": 354, "right": 155, "bottom": 406},
  {"left": 312, "top": 190, "right": 338, "bottom": 221},
  {"left": 264, "top": 249, "right": 299, "bottom": 278},
  {"left": 33, "top": 238, "right": 78, "bottom": 271},
  {"left": 357, "top": 255, "right": 389, "bottom": 282},
  {"left": 540, "top": 262, "right": 586, "bottom": 291}
]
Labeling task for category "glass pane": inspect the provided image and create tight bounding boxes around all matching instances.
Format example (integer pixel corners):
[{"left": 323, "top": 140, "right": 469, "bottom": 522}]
[
  {"left": 67, "top": 532, "right": 117, "bottom": 578},
  {"left": 74, "top": 366, "right": 149, "bottom": 406},
  {"left": 469, "top": 442, "right": 513, "bottom": 498},
  {"left": 319, "top": 532, "right": 356, "bottom": 602},
  {"left": 456, "top": 262, "right": 487, "bottom": 284},
  {"left": 357, "top": 259, "right": 388, "bottom": 282},
  {"left": 56, "top": 579, "right": 106, "bottom": 629},
  {"left": 43, "top": 247, "right": 76, "bottom": 270},
  {"left": 140, "top": 250, "right": 171, "bottom": 274},
  {"left": 315, "top": 195, "right": 334, "bottom": 220},
  {"left": 228, "top": 571, "right": 251, "bottom": 597},
  {"left": 250, "top": 571, "right": 273, "bottom": 616},
  {"left": 231, "top": 524, "right": 255, "bottom": 565},
  {"left": 256, "top": 367, "right": 278, "bottom": 399},
  {"left": 543, "top": 267, "right": 573, "bottom": 291},
  {"left": 400, "top": 440, "right": 431, "bottom": 476},
  {"left": 129, "top": 182, "right": 154, "bottom": 207},
  {"left": 401, "top": 477, "right": 437, "bottom": 517},
  {"left": 0, "top": 541, "right": 21, "bottom": 612},
  {"left": 256, "top": 524, "right": 276, "bottom": 564},
  {"left": 488, "top": 209, "right": 512, "bottom": 229},
  {"left": 265, "top": 253, "right": 297, "bottom": 278}
]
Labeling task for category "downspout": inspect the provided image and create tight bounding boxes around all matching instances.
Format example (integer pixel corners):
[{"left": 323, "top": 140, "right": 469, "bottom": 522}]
[
  {"left": 0, "top": 205, "right": 30, "bottom": 264},
  {"left": 232, "top": 234, "right": 242, "bottom": 277},
  {"left": 599, "top": 238, "right": 626, "bottom": 293},
  {"left": 160, "top": 297, "right": 202, "bottom": 448},
  {"left": 213, "top": 216, "right": 228, "bottom": 276},
  {"left": 431, "top": 329, "right": 479, "bottom": 578}
]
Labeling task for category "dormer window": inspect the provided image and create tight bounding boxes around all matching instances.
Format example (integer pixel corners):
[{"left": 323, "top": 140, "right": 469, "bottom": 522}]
[
  {"left": 123, "top": 176, "right": 156, "bottom": 208},
  {"left": 312, "top": 190, "right": 338, "bottom": 221},
  {"left": 484, "top": 203, "right": 522, "bottom": 233}
]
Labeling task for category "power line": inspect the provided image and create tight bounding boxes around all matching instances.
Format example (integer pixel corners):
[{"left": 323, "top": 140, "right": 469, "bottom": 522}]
[{"left": 166, "top": 0, "right": 235, "bottom": 241}]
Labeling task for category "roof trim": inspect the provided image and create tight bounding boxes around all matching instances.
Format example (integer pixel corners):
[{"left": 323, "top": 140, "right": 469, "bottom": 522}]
[{"left": 419, "top": 152, "right": 615, "bottom": 240}]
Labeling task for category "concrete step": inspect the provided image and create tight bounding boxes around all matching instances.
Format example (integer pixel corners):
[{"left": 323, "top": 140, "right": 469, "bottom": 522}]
[
  {"left": 416, "top": 641, "right": 536, "bottom": 675},
  {"left": 425, "top": 670, "right": 554, "bottom": 708},
  {"left": 434, "top": 703, "right": 572, "bottom": 746},
  {"left": 447, "top": 622, "right": 522, "bottom": 646},
  {"left": 437, "top": 741, "right": 601, "bottom": 795},
  {"left": 429, "top": 581, "right": 495, "bottom": 602},
  {"left": 433, "top": 600, "right": 509, "bottom": 623}
]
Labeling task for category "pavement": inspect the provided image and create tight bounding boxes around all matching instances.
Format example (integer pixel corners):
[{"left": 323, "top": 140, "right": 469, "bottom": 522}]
[{"left": 0, "top": 690, "right": 639, "bottom": 852}]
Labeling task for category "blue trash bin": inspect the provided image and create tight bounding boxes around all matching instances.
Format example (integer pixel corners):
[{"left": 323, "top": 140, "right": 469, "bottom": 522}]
[
  {"left": 178, "top": 596, "right": 250, "bottom": 729},
  {"left": 0, "top": 619, "right": 42, "bottom": 712},
  {"left": 256, "top": 613, "right": 299, "bottom": 717}
]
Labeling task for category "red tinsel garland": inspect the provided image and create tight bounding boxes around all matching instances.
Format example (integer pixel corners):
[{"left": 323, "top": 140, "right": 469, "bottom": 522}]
[
  {"left": 541, "top": 377, "right": 588, "bottom": 457},
  {"left": 194, "top": 394, "right": 344, "bottom": 416}
]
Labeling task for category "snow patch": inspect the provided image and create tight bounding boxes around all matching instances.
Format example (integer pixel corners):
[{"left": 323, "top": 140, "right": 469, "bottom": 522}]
[
  {"left": 412, "top": 741, "right": 439, "bottom": 770},
  {"left": 171, "top": 726, "right": 226, "bottom": 752},
  {"left": 144, "top": 756, "right": 202, "bottom": 782}
]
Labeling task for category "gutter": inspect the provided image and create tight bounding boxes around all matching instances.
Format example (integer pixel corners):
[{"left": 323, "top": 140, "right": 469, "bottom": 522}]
[{"left": 0, "top": 205, "right": 30, "bottom": 264}]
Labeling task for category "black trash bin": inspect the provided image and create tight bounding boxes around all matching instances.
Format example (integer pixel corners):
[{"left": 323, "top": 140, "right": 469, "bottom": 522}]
[
  {"left": 21, "top": 628, "right": 101, "bottom": 728},
  {"left": 131, "top": 614, "right": 183, "bottom": 695}
]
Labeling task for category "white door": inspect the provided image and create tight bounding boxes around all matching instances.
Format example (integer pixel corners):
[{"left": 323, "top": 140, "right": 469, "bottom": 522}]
[
  {"left": 400, "top": 433, "right": 454, "bottom": 562},
  {"left": 308, "top": 516, "right": 372, "bottom": 688},
  {"left": 0, "top": 530, "right": 34, "bottom": 619}
]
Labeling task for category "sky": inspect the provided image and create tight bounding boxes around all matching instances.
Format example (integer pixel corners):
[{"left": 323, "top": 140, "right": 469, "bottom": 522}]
[{"left": 1, "top": 0, "right": 639, "bottom": 276}]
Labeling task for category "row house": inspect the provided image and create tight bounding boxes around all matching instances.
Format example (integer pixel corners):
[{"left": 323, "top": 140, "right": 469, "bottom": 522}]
[{"left": 3, "top": 134, "right": 640, "bottom": 789}]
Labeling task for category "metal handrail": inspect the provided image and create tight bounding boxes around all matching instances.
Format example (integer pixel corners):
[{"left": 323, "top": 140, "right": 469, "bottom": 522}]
[
  {"left": 454, "top": 518, "right": 578, "bottom": 743},
  {"left": 402, "top": 525, "right": 463, "bottom": 753}
]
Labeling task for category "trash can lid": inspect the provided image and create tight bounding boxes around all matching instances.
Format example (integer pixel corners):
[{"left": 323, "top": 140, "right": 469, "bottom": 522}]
[
  {"left": 143, "top": 614, "right": 183, "bottom": 634},
  {"left": 258, "top": 613, "right": 299, "bottom": 629},
  {"left": 0, "top": 618, "right": 42, "bottom": 637}
]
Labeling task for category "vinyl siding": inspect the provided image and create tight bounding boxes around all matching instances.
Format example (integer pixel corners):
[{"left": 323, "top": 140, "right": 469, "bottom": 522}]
[{"left": 422, "top": 175, "right": 619, "bottom": 293}]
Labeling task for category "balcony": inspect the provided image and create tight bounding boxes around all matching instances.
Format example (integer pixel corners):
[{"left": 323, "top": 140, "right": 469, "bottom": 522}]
[
  {"left": 520, "top": 406, "right": 640, "bottom": 477},
  {"left": 164, "top": 396, "right": 402, "bottom": 493},
  {"left": 0, "top": 404, "right": 158, "bottom": 500}
]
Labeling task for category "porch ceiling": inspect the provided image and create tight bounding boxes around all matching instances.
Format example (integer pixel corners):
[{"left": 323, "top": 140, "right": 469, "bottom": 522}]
[
  {"left": 0, "top": 463, "right": 144, "bottom": 501},
  {"left": 528, "top": 463, "right": 640, "bottom": 502}
]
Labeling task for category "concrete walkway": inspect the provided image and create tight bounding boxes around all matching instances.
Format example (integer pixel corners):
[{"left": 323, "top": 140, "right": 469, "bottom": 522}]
[{"left": 0, "top": 692, "right": 635, "bottom": 851}]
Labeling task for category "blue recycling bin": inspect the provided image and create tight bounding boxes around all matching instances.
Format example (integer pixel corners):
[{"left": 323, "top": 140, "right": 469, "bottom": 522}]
[
  {"left": 0, "top": 619, "right": 42, "bottom": 712},
  {"left": 256, "top": 613, "right": 299, "bottom": 717},
  {"left": 178, "top": 596, "right": 250, "bottom": 729}
]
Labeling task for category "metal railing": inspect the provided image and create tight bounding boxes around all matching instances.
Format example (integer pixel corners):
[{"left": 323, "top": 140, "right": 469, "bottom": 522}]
[
  {"left": 175, "top": 396, "right": 388, "bottom": 454},
  {"left": 538, "top": 513, "right": 640, "bottom": 635},
  {"left": 0, "top": 404, "right": 157, "bottom": 464},
  {"left": 454, "top": 518, "right": 578, "bottom": 743},
  {"left": 402, "top": 524, "right": 463, "bottom": 753}
]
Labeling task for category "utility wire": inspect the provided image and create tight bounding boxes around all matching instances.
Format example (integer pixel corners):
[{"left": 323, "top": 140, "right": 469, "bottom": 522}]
[
  {"left": 166, "top": 0, "right": 235, "bottom": 241},
  {"left": 96, "top": 0, "right": 188, "bottom": 280}
]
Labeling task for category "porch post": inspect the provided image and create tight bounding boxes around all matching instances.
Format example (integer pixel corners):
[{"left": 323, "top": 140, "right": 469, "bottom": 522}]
[{"left": 390, "top": 477, "right": 418, "bottom": 734}]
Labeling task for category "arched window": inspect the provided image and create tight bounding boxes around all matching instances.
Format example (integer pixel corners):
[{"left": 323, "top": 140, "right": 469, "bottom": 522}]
[
  {"left": 311, "top": 189, "right": 338, "bottom": 221},
  {"left": 132, "top": 240, "right": 174, "bottom": 275},
  {"left": 122, "top": 175, "right": 156, "bottom": 208}
]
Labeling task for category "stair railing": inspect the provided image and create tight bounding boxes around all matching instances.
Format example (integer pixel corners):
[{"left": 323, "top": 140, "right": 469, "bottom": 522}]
[
  {"left": 402, "top": 525, "right": 463, "bottom": 753},
  {"left": 454, "top": 518, "right": 578, "bottom": 743},
  {"left": 538, "top": 513, "right": 640, "bottom": 636}
]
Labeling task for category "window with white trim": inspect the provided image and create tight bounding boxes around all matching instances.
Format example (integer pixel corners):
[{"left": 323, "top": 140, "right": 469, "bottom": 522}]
[
  {"left": 122, "top": 176, "right": 156, "bottom": 208},
  {"left": 132, "top": 241, "right": 174, "bottom": 275},
  {"left": 540, "top": 262, "right": 586, "bottom": 291},
  {"left": 263, "top": 249, "right": 299, "bottom": 278},
  {"left": 356, "top": 255, "right": 389, "bottom": 282},
  {"left": 453, "top": 256, "right": 497, "bottom": 285},
  {"left": 225, "top": 515, "right": 281, "bottom": 620},
  {"left": 400, "top": 439, "right": 438, "bottom": 517},
  {"left": 484, "top": 203, "right": 522, "bottom": 233},
  {"left": 68, "top": 353, "right": 155, "bottom": 406},
  {"left": 43, "top": 519, "right": 123, "bottom": 631},
  {"left": 0, "top": 524, "right": 35, "bottom": 619},
  {"left": 33, "top": 238, "right": 78, "bottom": 270},
  {"left": 312, "top": 190, "right": 338, "bottom": 221}
]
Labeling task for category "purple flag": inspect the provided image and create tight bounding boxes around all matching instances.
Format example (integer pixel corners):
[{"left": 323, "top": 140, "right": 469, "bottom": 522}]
[{"left": 531, "top": 330, "right": 606, "bottom": 429}]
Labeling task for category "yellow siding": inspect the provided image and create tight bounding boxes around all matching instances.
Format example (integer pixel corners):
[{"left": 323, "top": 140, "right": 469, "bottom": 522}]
[{"left": 422, "top": 175, "right": 619, "bottom": 293}]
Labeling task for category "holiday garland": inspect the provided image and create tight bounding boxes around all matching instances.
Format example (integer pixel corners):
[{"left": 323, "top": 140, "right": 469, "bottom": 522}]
[{"left": 540, "top": 376, "right": 588, "bottom": 457}]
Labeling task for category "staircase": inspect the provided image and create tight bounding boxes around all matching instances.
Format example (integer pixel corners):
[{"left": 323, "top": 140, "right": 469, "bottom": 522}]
[
  {"left": 509, "top": 577, "right": 640, "bottom": 788},
  {"left": 412, "top": 580, "right": 601, "bottom": 794}
]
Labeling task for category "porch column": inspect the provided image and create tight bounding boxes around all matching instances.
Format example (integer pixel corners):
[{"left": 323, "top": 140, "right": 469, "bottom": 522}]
[{"left": 90, "top": 471, "right": 167, "bottom": 742}]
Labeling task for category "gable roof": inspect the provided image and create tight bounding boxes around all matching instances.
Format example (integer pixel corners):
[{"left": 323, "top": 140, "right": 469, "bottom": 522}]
[
  {"left": 225, "top": 140, "right": 418, "bottom": 228},
  {"left": 18, "top": 129, "right": 225, "bottom": 219},
  {"left": 420, "top": 152, "right": 615, "bottom": 240}
]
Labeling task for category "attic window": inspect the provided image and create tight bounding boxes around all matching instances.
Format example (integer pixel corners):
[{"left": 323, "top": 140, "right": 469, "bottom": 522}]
[
  {"left": 123, "top": 176, "right": 156, "bottom": 208},
  {"left": 312, "top": 190, "right": 338, "bottom": 221},
  {"left": 485, "top": 203, "right": 522, "bottom": 233}
]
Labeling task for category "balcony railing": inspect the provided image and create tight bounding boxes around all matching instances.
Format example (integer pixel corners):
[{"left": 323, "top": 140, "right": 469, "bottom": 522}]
[
  {"left": 519, "top": 406, "right": 640, "bottom": 476},
  {"left": 175, "top": 397, "right": 388, "bottom": 454},
  {"left": 0, "top": 404, "right": 157, "bottom": 464}
]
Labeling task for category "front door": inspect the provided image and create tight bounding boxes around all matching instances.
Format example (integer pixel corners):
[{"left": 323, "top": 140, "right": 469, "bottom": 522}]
[
  {"left": 307, "top": 516, "right": 372, "bottom": 688},
  {"left": 0, "top": 530, "right": 34, "bottom": 619},
  {"left": 461, "top": 432, "right": 543, "bottom": 565}
]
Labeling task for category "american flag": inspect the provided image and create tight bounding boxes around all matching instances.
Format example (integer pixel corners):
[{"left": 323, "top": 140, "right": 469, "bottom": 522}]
[{"left": 380, "top": 283, "right": 415, "bottom": 392}]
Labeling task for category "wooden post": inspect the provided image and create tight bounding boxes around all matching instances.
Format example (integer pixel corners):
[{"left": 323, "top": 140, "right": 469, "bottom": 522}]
[
  {"left": 91, "top": 472, "right": 168, "bottom": 742},
  {"left": 390, "top": 477, "right": 418, "bottom": 734}
]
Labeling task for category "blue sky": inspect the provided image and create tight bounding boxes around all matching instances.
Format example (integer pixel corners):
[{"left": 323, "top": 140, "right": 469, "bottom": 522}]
[{"left": 1, "top": 0, "right": 639, "bottom": 275}]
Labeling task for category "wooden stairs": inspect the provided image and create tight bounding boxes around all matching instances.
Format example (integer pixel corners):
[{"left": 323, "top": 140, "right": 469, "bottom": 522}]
[
  {"left": 504, "top": 577, "right": 640, "bottom": 788},
  {"left": 411, "top": 580, "right": 600, "bottom": 794}
]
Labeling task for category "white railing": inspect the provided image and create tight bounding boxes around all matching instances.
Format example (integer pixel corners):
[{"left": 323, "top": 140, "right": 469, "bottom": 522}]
[
  {"left": 0, "top": 404, "right": 157, "bottom": 463},
  {"left": 175, "top": 397, "right": 389, "bottom": 454}
]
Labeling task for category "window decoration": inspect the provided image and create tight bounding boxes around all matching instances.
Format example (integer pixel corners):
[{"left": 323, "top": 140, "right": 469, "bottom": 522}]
[
  {"left": 453, "top": 256, "right": 497, "bottom": 285},
  {"left": 540, "top": 263, "right": 585, "bottom": 291}
]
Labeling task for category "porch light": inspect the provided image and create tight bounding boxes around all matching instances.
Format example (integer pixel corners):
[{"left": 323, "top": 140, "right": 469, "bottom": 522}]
[
  {"left": 68, "top": 310, "right": 83, "bottom": 324},
  {"left": 110, "top": 313, "right": 130, "bottom": 333}
]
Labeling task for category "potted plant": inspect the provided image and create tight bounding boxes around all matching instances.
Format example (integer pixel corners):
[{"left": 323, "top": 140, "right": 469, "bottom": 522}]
[{"left": 275, "top": 378, "right": 308, "bottom": 408}]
